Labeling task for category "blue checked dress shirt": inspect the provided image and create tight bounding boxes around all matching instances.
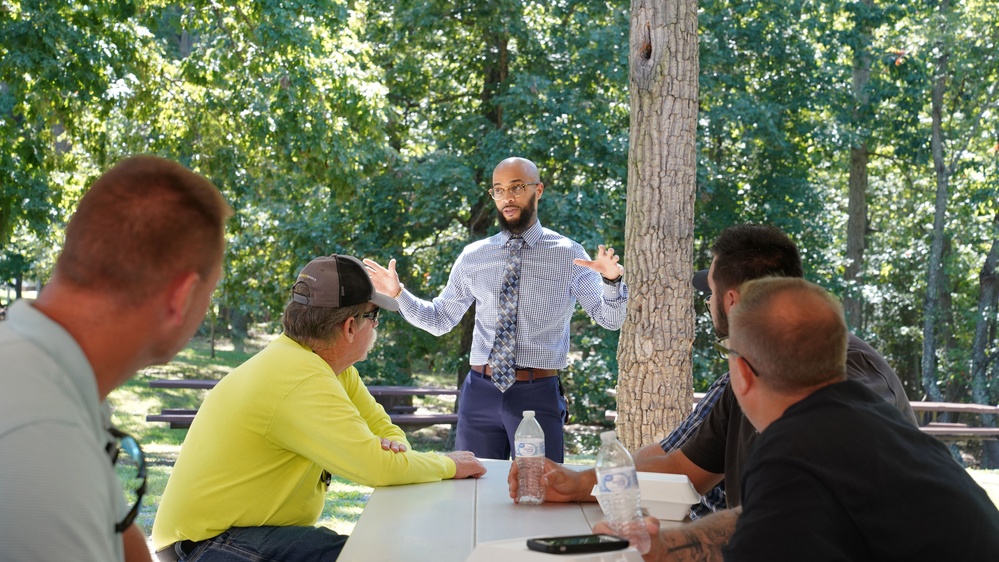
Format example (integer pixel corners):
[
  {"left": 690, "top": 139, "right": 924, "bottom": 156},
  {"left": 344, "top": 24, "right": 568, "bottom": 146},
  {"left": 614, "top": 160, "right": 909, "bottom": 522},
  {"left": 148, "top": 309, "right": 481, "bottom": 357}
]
[
  {"left": 659, "top": 373, "right": 730, "bottom": 519},
  {"left": 396, "top": 220, "right": 628, "bottom": 369}
]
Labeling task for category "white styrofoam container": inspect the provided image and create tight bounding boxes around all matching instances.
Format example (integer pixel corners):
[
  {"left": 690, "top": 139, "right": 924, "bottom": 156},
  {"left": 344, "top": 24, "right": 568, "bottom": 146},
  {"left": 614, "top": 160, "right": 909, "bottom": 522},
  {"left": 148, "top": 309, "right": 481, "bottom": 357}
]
[
  {"left": 590, "top": 472, "right": 699, "bottom": 522},
  {"left": 635, "top": 472, "right": 700, "bottom": 521}
]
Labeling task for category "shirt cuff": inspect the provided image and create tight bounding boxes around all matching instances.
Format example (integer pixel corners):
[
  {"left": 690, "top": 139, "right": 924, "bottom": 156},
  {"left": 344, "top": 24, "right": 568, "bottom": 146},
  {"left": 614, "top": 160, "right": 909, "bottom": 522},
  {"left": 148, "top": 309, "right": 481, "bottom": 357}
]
[
  {"left": 396, "top": 288, "right": 415, "bottom": 314},
  {"left": 602, "top": 281, "right": 628, "bottom": 301}
]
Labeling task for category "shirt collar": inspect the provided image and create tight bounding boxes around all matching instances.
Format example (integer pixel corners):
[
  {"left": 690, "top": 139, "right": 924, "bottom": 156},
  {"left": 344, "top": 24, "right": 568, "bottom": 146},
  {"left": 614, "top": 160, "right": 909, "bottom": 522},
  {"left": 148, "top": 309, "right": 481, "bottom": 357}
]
[
  {"left": 6, "top": 299, "right": 105, "bottom": 432},
  {"left": 501, "top": 220, "right": 543, "bottom": 249}
]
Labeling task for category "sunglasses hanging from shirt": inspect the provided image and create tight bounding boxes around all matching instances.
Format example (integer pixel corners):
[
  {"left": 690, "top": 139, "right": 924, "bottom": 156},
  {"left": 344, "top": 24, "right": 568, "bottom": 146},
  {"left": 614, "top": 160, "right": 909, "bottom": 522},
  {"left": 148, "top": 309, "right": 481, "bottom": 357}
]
[{"left": 109, "top": 426, "right": 148, "bottom": 533}]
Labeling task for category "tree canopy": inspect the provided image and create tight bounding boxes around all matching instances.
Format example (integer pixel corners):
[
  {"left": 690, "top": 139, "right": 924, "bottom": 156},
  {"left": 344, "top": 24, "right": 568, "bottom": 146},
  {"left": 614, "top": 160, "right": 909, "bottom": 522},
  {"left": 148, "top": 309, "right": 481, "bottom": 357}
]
[{"left": 2, "top": 0, "right": 997, "bottom": 451}]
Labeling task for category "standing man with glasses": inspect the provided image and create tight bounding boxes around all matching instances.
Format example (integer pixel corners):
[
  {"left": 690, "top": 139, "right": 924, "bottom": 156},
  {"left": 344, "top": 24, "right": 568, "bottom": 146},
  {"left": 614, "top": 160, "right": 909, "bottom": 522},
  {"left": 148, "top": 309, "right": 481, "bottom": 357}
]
[
  {"left": 364, "top": 157, "right": 628, "bottom": 462},
  {"left": 152, "top": 255, "right": 485, "bottom": 562},
  {"left": 0, "top": 156, "right": 232, "bottom": 562}
]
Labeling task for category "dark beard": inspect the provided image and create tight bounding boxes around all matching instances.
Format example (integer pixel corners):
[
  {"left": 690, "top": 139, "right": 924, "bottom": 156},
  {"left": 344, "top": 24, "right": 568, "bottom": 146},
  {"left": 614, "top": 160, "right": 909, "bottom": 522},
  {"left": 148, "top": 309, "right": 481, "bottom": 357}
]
[
  {"left": 714, "top": 305, "right": 729, "bottom": 339},
  {"left": 497, "top": 194, "right": 537, "bottom": 234}
]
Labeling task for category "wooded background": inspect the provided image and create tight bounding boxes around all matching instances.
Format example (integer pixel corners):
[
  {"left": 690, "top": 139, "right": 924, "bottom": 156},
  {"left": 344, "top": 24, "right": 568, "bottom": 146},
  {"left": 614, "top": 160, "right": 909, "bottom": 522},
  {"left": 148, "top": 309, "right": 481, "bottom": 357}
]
[{"left": 2, "top": 1, "right": 997, "bottom": 457}]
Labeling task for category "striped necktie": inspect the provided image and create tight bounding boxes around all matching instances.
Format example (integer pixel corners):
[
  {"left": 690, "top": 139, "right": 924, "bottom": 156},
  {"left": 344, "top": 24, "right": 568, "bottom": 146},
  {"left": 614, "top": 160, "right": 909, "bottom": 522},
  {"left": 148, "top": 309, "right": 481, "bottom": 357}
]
[{"left": 487, "top": 236, "right": 525, "bottom": 392}]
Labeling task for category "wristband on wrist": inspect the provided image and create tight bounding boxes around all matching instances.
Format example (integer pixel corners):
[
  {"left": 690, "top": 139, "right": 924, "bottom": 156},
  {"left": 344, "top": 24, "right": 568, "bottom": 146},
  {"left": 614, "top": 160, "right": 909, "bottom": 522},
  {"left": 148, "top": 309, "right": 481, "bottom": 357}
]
[
  {"left": 602, "top": 274, "right": 622, "bottom": 285},
  {"left": 392, "top": 284, "right": 405, "bottom": 299}
]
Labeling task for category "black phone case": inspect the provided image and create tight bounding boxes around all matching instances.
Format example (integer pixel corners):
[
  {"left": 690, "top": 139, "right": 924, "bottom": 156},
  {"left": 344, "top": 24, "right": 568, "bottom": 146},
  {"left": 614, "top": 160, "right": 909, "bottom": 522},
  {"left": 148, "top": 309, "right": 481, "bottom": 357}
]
[{"left": 526, "top": 534, "right": 629, "bottom": 554}]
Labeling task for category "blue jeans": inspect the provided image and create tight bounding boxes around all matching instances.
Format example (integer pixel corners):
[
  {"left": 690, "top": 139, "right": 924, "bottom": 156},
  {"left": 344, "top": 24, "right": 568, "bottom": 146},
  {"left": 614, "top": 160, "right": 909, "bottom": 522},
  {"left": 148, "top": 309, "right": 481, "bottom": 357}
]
[
  {"left": 183, "top": 526, "right": 347, "bottom": 561},
  {"left": 455, "top": 369, "right": 567, "bottom": 462}
]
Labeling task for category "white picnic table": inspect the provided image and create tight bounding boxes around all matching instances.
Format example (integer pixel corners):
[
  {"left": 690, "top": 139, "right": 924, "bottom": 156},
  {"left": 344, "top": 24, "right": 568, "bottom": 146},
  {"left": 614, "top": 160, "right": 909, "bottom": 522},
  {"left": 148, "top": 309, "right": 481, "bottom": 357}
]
[{"left": 339, "top": 459, "right": 639, "bottom": 561}]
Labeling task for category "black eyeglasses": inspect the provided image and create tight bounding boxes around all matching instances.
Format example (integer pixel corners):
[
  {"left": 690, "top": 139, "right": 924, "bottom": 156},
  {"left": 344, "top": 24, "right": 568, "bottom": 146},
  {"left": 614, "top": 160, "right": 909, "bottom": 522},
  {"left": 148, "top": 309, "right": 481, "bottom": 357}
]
[
  {"left": 488, "top": 182, "right": 539, "bottom": 200},
  {"left": 360, "top": 308, "right": 380, "bottom": 321},
  {"left": 109, "top": 427, "right": 147, "bottom": 533},
  {"left": 712, "top": 338, "right": 760, "bottom": 377}
]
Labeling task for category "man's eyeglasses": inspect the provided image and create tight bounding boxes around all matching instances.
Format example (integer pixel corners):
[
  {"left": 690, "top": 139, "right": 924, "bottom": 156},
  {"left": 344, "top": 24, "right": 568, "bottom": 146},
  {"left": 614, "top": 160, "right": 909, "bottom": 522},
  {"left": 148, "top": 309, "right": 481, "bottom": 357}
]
[
  {"left": 360, "top": 308, "right": 380, "bottom": 321},
  {"left": 109, "top": 427, "right": 147, "bottom": 533},
  {"left": 712, "top": 338, "right": 761, "bottom": 377},
  {"left": 488, "top": 182, "right": 539, "bottom": 200}
]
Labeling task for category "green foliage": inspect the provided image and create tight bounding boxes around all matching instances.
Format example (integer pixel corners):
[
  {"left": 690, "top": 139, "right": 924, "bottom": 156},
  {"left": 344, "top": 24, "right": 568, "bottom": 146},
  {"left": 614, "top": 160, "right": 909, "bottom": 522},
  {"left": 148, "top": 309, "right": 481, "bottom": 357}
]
[{"left": 4, "top": 0, "right": 999, "bottom": 415}]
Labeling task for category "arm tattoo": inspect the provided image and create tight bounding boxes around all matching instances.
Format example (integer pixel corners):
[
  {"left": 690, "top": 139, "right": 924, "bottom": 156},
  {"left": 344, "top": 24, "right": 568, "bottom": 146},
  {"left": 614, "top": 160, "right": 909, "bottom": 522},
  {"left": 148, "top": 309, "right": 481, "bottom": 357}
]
[{"left": 656, "top": 508, "right": 739, "bottom": 562}]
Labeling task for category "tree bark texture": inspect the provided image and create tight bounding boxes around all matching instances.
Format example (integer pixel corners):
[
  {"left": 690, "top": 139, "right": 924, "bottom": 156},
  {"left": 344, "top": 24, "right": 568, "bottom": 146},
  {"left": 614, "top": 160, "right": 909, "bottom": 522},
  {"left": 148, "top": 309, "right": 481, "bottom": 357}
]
[
  {"left": 844, "top": 143, "right": 869, "bottom": 331},
  {"left": 618, "top": 0, "right": 699, "bottom": 450},
  {"left": 843, "top": 0, "right": 875, "bottom": 332},
  {"left": 921, "top": 1, "right": 950, "bottom": 402},
  {"left": 971, "top": 210, "right": 999, "bottom": 468}
]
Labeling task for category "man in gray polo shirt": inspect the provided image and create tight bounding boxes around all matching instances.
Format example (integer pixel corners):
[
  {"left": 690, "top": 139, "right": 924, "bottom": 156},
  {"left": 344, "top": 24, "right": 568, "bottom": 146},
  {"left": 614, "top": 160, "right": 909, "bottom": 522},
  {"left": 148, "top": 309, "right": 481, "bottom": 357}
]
[{"left": 0, "top": 156, "right": 231, "bottom": 561}]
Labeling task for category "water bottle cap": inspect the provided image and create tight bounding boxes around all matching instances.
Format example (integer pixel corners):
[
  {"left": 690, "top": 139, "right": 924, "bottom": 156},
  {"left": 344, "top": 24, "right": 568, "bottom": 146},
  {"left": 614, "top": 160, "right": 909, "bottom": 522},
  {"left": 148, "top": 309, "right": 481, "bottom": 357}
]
[
  {"left": 523, "top": 410, "right": 535, "bottom": 418},
  {"left": 600, "top": 430, "right": 617, "bottom": 442}
]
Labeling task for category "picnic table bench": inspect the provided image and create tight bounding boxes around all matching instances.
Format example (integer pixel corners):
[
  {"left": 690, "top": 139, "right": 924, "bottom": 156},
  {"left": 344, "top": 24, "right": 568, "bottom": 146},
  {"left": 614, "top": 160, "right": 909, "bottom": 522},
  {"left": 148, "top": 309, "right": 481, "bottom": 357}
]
[
  {"left": 146, "top": 379, "right": 459, "bottom": 430},
  {"left": 909, "top": 401, "right": 999, "bottom": 441},
  {"left": 606, "top": 396, "right": 999, "bottom": 441}
]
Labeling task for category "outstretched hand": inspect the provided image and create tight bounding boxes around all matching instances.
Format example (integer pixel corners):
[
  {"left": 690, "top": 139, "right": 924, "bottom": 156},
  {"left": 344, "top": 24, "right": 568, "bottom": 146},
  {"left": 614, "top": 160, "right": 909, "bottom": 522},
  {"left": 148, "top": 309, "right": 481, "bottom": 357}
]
[
  {"left": 573, "top": 245, "right": 624, "bottom": 281},
  {"left": 363, "top": 258, "right": 403, "bottom": 298}
]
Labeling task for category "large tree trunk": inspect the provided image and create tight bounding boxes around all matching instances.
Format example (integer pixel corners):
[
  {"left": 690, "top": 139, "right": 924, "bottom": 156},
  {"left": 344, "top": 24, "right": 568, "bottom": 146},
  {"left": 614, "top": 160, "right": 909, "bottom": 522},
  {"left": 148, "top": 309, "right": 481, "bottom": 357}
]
[
  {"left": 843, "top": 0, "right": 875, "bottom": 332},
  {"left": 617, "top": 0, "right": 698, "bottom": 450},
  {"left": 844, "top": 143, "right": 869, "bottom": 331},
  {"left": 971, "top": 210, "right": 999, "bottom": 468},
  {"left": 920, "top": 0, "right": 950, "bottom": 403}
]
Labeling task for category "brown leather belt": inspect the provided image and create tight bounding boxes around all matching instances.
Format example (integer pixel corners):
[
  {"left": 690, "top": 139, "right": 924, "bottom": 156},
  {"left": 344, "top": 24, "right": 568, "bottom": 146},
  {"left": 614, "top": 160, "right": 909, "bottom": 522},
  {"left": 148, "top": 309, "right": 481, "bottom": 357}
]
[{"left": 471, "top": 365, "right": 559, "bottom": 381}]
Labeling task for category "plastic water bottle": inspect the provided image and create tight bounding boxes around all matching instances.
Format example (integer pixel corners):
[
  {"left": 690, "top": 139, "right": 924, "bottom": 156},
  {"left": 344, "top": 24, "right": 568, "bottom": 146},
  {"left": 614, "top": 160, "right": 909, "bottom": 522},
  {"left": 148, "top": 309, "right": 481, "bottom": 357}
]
[
  {"left": 595, "top": 430, "right": 651, "bottom": 554},
  {"left": 514, "top": 410, "right": 546, "bottom": 505}
]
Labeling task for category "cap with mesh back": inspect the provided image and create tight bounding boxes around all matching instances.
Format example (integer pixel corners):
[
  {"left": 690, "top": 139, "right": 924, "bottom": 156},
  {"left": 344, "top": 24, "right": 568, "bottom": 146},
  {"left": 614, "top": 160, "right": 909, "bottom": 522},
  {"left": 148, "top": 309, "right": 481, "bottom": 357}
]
[
  {"left": 291, "top": 255, "right": 399, "bottom": 312},
  {"left": 693, "top": 269, "right": 711, "bottom": 295}
]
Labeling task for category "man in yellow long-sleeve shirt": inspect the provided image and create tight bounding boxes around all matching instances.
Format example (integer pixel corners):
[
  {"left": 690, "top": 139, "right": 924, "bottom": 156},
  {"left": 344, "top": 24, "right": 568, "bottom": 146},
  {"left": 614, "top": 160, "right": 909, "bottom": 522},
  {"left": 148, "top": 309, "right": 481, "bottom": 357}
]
[{"left": 152, "top": 255, "right": 486, "bottom": 561}]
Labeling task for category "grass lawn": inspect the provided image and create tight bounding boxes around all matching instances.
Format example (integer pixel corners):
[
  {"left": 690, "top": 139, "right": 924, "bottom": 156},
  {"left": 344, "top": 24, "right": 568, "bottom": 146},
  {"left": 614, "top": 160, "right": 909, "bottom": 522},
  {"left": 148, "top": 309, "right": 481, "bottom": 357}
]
[{"left": 109, "top": 333, "right": 999, "bottom": 544}]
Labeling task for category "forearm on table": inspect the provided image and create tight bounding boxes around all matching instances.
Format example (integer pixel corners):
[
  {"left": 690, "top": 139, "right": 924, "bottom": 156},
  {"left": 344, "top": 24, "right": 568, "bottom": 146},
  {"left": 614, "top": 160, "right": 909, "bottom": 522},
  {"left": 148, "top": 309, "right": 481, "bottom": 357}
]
[{"left": 655, "top": 507, "right": 740, "bottom": 562}]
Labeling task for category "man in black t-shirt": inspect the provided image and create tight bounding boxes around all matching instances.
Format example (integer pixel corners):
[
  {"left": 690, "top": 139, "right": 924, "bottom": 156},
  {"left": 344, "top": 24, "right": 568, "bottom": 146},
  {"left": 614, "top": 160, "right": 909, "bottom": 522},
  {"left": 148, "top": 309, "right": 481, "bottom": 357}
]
[
  {"left": 678, "top": 333, "right": 913, "bottom": 511},
  {"left": 613, "top": 278, "right": 999, "bottom": 561}
]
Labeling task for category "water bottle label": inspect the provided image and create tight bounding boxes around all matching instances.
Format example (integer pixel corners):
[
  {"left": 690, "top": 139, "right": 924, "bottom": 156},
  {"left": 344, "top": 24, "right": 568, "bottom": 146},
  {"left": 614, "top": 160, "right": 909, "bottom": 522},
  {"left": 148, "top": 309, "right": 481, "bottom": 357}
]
[
  {"left": 515, "top": 438, "right": 545, "bottom": 458},
  {"left": 597, "top": 467, "right": 638, "bottom": 494}
]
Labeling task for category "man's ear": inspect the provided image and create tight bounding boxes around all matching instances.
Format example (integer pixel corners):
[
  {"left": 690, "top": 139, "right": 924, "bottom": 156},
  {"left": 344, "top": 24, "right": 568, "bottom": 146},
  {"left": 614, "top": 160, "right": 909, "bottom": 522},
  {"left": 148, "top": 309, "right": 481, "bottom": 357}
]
[
  {"left": 342, "top": 316, "right": 358, "bottom": 343},
  {"left": 724, "top": 288, "right": 741, "bottom": 314},
  {"left": 536, "top": 182, "right": 544, "bottom": 199},
  {"left": 730, "top": 356, "right": 756, "bottom": 397},
  {"left": 165, "top": 272, "right": 200, "bottom": 327}
]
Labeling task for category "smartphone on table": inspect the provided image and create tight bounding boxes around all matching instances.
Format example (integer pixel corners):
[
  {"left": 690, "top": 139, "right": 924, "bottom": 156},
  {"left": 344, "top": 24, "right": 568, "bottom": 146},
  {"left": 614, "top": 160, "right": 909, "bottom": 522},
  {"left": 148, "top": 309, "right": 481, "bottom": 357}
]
[{"left": 526, "top": 533, "right": 629, "bottom": 554}]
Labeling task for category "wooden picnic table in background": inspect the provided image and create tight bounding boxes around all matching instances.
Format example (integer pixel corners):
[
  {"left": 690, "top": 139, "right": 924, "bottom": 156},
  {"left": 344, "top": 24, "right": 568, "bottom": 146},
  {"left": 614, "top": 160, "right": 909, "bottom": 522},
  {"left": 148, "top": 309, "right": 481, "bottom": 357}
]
[
  {"left": 606, "top": 394, "right": 999, "bottom": 441},
  {"left": 145, "top": 379, "right": 459, "bottom": 429},
  {"left": 909, "top": 401, "right": 999, "bottom": 440},
  {"left": 147, "top": 379, "right": 999, "bottom": 441}
]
